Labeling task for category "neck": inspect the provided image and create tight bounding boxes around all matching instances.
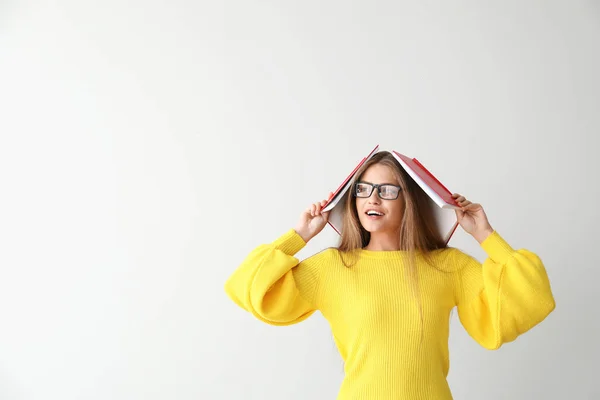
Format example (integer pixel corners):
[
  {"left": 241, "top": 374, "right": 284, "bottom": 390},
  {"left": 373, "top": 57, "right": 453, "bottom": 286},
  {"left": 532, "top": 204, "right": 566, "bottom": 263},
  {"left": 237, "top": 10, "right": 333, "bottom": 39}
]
[{"left": 364, "top": 231, "right": 402, "bottom": 251}]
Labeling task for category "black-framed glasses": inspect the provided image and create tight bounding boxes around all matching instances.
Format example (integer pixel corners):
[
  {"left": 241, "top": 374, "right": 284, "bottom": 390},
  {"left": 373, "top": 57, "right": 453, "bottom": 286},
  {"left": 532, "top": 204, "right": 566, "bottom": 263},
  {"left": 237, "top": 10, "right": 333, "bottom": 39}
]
[{"left": 353, "top": 181, "right": 403, "bottom": 200}]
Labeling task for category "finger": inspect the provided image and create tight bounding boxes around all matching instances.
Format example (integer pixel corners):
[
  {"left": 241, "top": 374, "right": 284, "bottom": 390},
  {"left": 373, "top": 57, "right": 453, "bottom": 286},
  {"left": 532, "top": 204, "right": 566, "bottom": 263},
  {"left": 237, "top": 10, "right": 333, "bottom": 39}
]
[
  {"left": 319, "top": 202, "right": 327, "bottom": 213},
  {"left": 462, "top": 203, "right": 479, "bottom": 211},
  {"left": 310, "top": 203, "right": 316, "bottom": 216},
  {"left": 322, "top": 193, "right": 333, "bottom": 205},
  {"left": 315, "top": 202, "right": 322, "bottom": 215}
]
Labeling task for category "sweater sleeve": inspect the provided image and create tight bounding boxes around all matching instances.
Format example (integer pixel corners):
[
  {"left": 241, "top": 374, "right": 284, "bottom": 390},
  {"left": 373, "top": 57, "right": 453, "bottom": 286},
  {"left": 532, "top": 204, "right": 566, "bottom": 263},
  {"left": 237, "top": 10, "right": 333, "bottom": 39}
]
[
  {"left": 454, "top": 231, "right": 556, "bottom": 350},
  {"left": 224, "top": 229, "right": 325, "bottom": 326}
]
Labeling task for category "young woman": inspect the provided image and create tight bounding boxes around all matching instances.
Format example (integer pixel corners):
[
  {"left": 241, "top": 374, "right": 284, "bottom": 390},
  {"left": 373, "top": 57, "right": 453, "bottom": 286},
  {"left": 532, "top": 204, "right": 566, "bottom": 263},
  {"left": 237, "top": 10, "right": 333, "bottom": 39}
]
[{"left": 224, "top": 151, "right": 555, "bottom": 399}]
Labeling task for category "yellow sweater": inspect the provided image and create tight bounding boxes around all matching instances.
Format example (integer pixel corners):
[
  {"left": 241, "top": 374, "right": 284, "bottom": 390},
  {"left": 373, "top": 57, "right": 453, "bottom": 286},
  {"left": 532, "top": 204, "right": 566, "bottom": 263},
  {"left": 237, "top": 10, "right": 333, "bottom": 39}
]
[{"left": 224, "top": 229, "right": 555, "bottom": 399}]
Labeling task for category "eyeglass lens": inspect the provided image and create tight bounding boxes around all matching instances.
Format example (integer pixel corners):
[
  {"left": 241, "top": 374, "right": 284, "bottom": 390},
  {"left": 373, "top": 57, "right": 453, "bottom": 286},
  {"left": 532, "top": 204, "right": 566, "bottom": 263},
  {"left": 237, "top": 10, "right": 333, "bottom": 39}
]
[{"left": 355, "top": 183, "right": 399, "bottom": 199}]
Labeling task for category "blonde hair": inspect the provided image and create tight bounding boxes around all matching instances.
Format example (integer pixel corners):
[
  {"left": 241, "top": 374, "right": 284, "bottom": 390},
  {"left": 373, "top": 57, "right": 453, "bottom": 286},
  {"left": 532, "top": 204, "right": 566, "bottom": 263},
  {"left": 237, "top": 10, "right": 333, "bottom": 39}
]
[{"left": 334, "top": 151, "right": 448, "bottom": 342}]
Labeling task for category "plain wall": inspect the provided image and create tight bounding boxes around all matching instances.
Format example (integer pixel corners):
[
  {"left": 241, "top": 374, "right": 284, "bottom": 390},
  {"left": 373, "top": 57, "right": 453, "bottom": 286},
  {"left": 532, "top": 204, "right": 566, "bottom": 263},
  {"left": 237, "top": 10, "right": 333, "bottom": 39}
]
[{"left": 0, "top": 1, "right": 598, "bottom": 399}]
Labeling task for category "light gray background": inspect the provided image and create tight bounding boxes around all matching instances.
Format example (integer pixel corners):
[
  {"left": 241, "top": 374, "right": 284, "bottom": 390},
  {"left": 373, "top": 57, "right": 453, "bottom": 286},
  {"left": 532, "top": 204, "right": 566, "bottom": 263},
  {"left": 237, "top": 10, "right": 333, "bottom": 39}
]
[{"left": 0, "top": 1, "right": 598, "bottom": 399}]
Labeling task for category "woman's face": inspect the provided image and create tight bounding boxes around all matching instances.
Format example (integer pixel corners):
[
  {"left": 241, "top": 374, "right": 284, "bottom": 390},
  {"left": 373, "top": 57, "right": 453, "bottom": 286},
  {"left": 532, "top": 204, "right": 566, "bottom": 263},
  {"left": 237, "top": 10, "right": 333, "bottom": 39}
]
[{"left": 355, "top": 164, "right": 405, "bottom": 234}]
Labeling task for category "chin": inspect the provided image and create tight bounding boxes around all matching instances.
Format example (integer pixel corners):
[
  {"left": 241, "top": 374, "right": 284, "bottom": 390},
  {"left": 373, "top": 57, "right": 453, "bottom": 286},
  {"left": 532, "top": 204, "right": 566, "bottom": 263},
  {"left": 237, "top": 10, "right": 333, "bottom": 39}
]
[
  {"left": 360, "top": 220, "right": 387, "bottom": 233},
  {"left": 359, "top": 217, "right": 401, "bottom": 234}
]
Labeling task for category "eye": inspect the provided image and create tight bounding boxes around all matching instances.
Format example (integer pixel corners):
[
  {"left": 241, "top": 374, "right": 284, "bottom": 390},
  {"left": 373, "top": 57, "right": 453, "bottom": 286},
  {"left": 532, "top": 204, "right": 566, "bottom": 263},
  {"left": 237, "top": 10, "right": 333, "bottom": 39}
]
[
  {"left": 355, "top": 183, "right": 372, "bottom": 197},
  {"left": 381, "top": 185, "right": 399, "bottom": 198}
]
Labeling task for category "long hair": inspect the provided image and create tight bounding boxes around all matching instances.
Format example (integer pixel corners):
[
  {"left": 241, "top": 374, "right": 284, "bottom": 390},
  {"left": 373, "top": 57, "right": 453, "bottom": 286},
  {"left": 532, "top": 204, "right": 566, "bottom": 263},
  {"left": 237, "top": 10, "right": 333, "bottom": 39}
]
[{"left": 334, "top": 151, "right": 449, "bottom": 342}]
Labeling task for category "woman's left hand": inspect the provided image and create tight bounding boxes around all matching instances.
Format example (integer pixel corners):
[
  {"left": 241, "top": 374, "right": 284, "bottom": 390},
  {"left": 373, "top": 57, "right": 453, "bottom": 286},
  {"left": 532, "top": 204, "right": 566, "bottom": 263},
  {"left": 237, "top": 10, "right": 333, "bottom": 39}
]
[{"left": 452, "top": 193, "right": 494, "bottom": 243}]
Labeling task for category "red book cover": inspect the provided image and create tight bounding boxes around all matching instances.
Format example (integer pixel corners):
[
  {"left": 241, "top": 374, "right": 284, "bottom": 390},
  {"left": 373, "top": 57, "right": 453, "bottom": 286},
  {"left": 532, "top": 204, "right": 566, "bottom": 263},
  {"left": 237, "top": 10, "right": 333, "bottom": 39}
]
[
  {"left": 322, "top": 144, "right": 380, "bottom": 211},
  {"left": 392, "top": 151, "right": 460, "bottom": 208}
]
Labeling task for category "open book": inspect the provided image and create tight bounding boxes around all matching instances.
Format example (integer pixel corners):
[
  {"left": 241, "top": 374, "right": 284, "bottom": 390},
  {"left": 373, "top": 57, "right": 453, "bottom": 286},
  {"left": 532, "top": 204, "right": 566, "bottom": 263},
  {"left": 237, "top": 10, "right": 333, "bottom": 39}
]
[{"left": 321, "top": 145, "right": 461, "bottom": 245}]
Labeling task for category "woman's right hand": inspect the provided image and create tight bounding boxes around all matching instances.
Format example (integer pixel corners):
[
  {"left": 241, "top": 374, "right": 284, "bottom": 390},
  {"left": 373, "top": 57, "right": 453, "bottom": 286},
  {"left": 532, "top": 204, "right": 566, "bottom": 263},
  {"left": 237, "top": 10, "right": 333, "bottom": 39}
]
[{"left": 294, "top": 192, "right": 334, "bottom": 243}]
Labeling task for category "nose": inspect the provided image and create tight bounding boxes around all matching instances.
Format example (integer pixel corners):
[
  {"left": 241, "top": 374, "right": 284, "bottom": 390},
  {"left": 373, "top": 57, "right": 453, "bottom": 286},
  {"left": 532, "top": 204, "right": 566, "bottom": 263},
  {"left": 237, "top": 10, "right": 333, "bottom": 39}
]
[{"left": 367, "top": 188, "right": 381, "bottom": 203}]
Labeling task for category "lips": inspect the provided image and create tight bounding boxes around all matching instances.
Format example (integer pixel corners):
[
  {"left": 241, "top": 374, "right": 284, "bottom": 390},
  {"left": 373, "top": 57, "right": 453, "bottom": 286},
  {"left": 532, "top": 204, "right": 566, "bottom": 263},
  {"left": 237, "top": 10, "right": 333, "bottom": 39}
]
[{"left": 365, "top": 209, "right": 385, "bottom": 217}]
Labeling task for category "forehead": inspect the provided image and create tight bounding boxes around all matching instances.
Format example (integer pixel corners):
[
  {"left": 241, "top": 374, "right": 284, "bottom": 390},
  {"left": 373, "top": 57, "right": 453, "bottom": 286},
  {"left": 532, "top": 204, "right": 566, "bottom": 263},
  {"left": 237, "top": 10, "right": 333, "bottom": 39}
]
[{"left": 360, "top": 163, "right": 399, "bottom": 184}]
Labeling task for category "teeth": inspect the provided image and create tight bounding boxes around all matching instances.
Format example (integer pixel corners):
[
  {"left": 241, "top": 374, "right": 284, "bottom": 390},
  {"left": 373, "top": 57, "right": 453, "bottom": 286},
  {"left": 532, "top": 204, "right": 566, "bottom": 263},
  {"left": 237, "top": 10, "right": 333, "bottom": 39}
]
[{"left": 367, "top": 211, "right": 383, "bottom": 216}]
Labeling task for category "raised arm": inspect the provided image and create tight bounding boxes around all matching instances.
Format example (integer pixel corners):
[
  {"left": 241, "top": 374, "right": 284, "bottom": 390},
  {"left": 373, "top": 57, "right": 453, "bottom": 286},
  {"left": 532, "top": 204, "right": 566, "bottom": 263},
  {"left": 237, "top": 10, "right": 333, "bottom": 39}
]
[
  {"left": 454, "top": 232, "right": 556, "bottom": 350},
  {"left": 225, "top": 192, "right": 334, "bottom": 326},
  {"left": 450, "top": 193, "right": 555, "bottom": 349},
  {"left": 224, "top": 229, "right": 326, "bottom": 325}
]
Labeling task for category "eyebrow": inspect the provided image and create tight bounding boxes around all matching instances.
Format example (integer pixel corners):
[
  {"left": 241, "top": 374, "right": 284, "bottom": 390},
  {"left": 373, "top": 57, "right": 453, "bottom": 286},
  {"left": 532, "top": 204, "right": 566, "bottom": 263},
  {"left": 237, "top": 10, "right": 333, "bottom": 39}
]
[{"left": 359, "top": 180, "right": 400, "bottom": 186}]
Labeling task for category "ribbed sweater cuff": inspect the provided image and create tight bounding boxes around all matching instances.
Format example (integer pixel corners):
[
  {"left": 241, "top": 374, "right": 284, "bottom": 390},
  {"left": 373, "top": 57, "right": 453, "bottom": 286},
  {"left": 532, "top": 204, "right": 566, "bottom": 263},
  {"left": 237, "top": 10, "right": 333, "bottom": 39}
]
[
  {"left": 480, "top": 231, "right": 516, "bottom": 264},
  {"left": 272, "top": 229, "right": 307, "bottom": 256}
]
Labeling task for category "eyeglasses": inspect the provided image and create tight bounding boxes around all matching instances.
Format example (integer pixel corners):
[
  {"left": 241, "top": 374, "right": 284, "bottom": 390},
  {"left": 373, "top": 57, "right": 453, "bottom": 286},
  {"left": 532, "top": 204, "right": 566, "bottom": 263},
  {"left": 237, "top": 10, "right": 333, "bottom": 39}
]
[{"left": 353, "top": 181, "right": 403, "bottom": 200}]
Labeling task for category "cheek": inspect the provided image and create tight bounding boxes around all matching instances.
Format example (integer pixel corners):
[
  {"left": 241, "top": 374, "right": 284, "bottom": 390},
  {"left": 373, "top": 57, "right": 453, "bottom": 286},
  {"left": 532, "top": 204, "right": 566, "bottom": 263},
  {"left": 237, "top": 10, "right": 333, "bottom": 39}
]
[
  {"left": 388, "top": 200, "right": 405, "bottom": 218},
  {"left": 355, "top": 198, "right": 365, "bottom": 211},
  {"left": 356, "top": 199, "right": 371, "bottom": 220}
]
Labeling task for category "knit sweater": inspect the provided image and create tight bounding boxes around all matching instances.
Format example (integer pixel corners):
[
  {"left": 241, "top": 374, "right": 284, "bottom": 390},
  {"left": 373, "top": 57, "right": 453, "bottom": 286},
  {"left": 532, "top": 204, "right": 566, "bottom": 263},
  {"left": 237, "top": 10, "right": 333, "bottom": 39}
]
[{"left": 224, "top": 228, "right": 555, "bottom": 399}]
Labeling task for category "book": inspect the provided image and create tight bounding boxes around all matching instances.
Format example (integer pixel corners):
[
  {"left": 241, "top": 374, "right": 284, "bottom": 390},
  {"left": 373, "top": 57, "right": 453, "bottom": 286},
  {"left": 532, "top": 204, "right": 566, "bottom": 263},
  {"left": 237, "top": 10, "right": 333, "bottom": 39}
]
[{"left": 321, "top": 144, "right": 461, "bottom": 245}]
